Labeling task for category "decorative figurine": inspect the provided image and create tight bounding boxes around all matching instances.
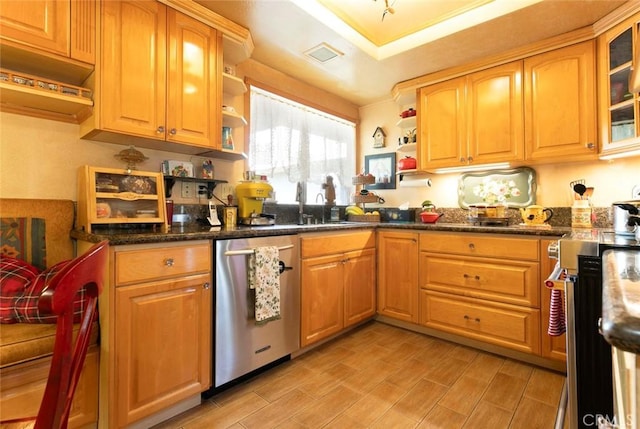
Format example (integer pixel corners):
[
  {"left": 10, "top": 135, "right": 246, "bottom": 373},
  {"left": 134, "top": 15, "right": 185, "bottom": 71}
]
[{"left": 322, "top": 175, "right": 336, "bottom": 206}]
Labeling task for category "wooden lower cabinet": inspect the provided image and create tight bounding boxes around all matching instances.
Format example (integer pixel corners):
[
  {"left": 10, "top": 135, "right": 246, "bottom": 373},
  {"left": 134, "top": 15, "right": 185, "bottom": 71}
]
[
  {"left": 300, "top": 231, "right": 376, "bottom": 347},
  {"left": 108, "top": 240, "right": 212, "bottom": 428},
  {"left": 418, "top": 232, "right": 543, "bottom": 356},
  {"left": 377, "top": 230, "right": 419, "bottom": 323},
  {"left": 420, "top": 290, "right": 540, "bottom": 354}
]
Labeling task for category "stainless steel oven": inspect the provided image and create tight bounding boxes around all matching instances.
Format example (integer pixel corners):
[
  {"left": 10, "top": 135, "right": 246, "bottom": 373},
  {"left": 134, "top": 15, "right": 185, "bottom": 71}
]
[{"left": 549, "top": 230, "right": 613, "bottom": 429}]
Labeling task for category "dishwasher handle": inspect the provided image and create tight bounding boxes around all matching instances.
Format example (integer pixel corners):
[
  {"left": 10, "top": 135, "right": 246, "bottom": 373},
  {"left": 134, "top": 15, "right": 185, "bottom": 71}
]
[
  {"left": 278, "top": 261, "right": 293, "bottom": 274},
  {"left": 224, "top": 244, "right": 294, "bottom": 256}
]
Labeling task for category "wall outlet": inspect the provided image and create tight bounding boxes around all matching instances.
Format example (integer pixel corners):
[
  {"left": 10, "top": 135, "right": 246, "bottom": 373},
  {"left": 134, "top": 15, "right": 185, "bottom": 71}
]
[{"left": 181, "top": 182, "right": 194, "bottom": 199}]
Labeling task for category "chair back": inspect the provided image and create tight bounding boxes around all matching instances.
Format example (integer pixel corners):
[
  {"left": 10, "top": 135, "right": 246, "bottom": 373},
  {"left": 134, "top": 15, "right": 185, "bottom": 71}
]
[{"left": 35, "top": 240, "right": 108, "bottom": 429}]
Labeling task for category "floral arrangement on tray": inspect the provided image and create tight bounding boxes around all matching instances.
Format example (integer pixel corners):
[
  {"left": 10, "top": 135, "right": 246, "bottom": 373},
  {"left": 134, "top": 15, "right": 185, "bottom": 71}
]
[{"left": 472, "top": 177, "right": 522, "bottom": 204}]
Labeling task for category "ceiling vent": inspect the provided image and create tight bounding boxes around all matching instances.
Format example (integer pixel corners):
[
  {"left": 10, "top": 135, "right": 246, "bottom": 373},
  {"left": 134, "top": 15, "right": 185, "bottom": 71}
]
[{"left": 304, "top": 43, "right": 343, "bottom": 63}]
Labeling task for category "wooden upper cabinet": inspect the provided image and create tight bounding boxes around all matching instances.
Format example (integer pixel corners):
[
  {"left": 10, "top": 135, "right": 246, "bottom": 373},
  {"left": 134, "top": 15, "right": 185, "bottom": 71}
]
[
  {"left": 0, "top": 0, "right": 95, "bottom": 78},
  {"left": 0, "top": 0, "right": 94, "bottom": 64},
  {"left": 100, "top": 0, "right": 167, "bottom": 138},
  {"left": 167, "top": 9, "right": 219, "bottom": 147},
  {"left": 418, "top": 61, "right": 523, "bottom": 170},
  {"left": 467, "top": 61, "right": 524, "bottom": 165},
  {"left": 418, "top": 76, "right": 466, "bottom": 169},
  {"left": 93, "top": 1, "right": 219, "bottom": 149},
  {"left": 524, "top": 41, "right": 597, "bottom": 162},
  {"left": 598, "top": 11, "right": 640, "bottom": 157},
  {"left": 0, "top": 1, "right": 69, "bottom": 56}
]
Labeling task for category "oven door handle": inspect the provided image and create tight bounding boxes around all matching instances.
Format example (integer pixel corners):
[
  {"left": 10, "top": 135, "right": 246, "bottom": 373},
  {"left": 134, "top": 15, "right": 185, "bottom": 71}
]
[{"left": 224, "top": 244, "right": 294, "bottom": 256}]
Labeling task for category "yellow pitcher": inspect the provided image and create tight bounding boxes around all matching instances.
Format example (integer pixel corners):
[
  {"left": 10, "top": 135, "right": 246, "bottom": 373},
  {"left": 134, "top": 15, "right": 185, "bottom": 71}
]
[{"left": 520, "top": 205, "right": 553, "bottom": 225}]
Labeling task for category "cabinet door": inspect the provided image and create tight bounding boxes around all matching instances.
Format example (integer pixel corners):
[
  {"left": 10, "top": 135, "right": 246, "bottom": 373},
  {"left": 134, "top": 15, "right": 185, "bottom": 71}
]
[
  {"left": 524, "top": 41, "right": 597, "bottom": 161},
  {"left": 100, "top": 0, "right": 167, "bottom": 138},
  {"left": 420, "top": 290, "right": 540, "bottom": 355},
  {"left": 301, "top": 254, "right": 344, "bottom": 347},
  {"left": 0, "top": 0, "right": 69, "bottom": 56},
  {"left": 166, "top": 9, "right": 219, "bottom": 148},
  {"left": 115, "top": 274, "right": 211, "bottom": 427},
  {"left": 377, "top": 231, "right": 419, "bottom": 323},
  {"left": 344, "top": 247, "right": 376, "bottom": 327},
  {"left": 540, "top": 239, "right": 566, "bottom": 362},
  {"left": 598, "top": 12, "right": 640, "bottom": 157},
  {"left": 467, "top": 61, "right": 524, "bottom": 165},
  {"left": 418, "top": 77, "right": 466, "bottom": 169}
]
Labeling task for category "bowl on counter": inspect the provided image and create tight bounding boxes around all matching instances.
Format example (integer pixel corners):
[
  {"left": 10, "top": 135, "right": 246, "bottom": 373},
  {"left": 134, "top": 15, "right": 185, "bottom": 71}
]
[{"left": 420, "top": 212, "right": 443, "bottom": 223}]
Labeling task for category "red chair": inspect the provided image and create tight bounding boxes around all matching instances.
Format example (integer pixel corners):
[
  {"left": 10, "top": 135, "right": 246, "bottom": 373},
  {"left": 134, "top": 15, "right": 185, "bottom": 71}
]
[{"left": 1, "top": 240, "right": 109, "bottom": 429}]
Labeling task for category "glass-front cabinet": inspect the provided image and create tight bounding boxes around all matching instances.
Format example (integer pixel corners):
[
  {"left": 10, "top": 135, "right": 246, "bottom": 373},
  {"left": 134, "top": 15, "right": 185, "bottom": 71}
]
[
  {"left": 599, "top": 12, "right": 640, "bottom": 156},
  {"left": 77, "top": 166, "right": 167, "bottom": 233}
]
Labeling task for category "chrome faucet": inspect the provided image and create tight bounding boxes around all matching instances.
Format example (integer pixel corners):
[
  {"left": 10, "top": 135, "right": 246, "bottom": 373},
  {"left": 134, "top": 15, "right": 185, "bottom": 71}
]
[{"left": 316, "top": 193, "right": 325, "bottom": 224}]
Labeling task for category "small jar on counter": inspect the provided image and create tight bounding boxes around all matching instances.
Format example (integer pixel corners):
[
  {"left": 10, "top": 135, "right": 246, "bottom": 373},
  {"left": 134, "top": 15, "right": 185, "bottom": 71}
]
[{"left": 572, "top": 200, "right": 592, "bottom": 228}]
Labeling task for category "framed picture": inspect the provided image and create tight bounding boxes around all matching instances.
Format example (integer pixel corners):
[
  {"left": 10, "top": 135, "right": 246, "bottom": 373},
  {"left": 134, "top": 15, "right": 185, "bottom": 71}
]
[{"left": 364, "top": 153, "right": 396, "bottom": 189}]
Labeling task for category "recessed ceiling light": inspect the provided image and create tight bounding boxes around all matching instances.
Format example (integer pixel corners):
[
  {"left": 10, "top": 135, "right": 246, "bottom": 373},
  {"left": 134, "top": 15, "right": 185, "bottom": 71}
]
[{"left": 304, "top": 43, "right": 343, "bottom": 63}]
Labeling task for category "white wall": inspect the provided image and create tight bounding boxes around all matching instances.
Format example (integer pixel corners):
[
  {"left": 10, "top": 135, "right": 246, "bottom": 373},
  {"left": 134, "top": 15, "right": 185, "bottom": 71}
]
[
  {"left": 358, "top": 100, "right": 640, "bottom": 209},
  {"left": 0, "top": 112, "right": 245, "bottom": 203}
]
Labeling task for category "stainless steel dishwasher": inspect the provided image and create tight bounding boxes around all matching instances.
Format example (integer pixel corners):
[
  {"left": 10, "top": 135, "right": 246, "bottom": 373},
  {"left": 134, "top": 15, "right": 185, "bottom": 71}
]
[{"left": 212, "top": 234, "right": 300, "bottom": 389}]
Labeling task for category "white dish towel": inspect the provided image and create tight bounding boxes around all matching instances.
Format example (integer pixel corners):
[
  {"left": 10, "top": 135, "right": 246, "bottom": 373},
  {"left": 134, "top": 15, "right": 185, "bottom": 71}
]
[{"left": 249, "top": 246, "right": 281, "bottom": 324}]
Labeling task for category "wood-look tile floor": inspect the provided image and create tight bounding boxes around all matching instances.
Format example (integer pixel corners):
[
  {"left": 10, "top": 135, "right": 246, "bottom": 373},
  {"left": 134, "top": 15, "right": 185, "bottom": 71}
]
[{"left": 154, "top": 322, "right": 566, "bottom": 429}]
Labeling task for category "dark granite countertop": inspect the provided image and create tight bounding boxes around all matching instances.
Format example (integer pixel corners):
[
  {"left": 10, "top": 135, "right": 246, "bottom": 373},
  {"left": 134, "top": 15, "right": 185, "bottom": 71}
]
[
  {"left": 71, "top": 221, "right": 570, "bottom": 245},
  {"left": 602, "top": 249, "right": 640, "bottom": 353}
]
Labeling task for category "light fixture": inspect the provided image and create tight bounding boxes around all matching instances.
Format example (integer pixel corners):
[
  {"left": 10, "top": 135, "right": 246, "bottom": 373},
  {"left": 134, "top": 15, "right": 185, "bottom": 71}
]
[
  {"left": 304, "top": 43, "right": 343, "bottom": 63},
  {"left": 599, "top": 149, "right": 640, "bottom": 160},
  {"left": 374, "top": 0, "right": 396, "bottom": 21},
  {"left": 431, "top": 162, "right": 511, "bottom": 174}
]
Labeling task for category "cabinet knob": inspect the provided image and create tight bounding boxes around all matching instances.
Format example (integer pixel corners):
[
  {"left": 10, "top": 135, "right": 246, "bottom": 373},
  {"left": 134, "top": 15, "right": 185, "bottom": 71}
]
[
  {"left": 156, "top": 126, "right": 165, "bottom": 134},
  {"left": 467, "top": 156, "right": 473, "bottom": 163},
  {"left": 460, "top": 157, "right": 466, "bottom": 163},
  {"left": 585, "top": 142, "right": 595, "bottom": 150},
  {"left": 468, "top": 243, "right": 475, "bottom": 250},
  {"left": 203, "top": 282, "right": 210, "bottom": 290},
  {"left": 169, "top": 128, "right": 177, "bottom": 136},
  {"left": 164, "top": 258, "right": 174, "bottom": 267}
]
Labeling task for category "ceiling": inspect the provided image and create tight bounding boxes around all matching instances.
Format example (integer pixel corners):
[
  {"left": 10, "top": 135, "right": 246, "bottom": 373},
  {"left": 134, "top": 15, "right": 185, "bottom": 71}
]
[{"left": 196, "top": 0, "right": 627, "bottom": 106}]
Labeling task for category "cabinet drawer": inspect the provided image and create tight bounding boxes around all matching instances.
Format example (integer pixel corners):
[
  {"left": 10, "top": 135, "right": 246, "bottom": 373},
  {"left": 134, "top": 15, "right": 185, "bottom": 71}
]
[
  {"left": 115, "top": 242, "right": 211, "bottom": 285},
  {"left": 420, "top": 290, "right": 540, "bottom": 354},
  {"left": 301, "top": 230, "right": 375, "bottom": 258},
  {"left": 420, "top": 232, "right": 539, "bottom": 261},
  {"left": 420, "top": 255, "right": 539, "bottom": 307}
]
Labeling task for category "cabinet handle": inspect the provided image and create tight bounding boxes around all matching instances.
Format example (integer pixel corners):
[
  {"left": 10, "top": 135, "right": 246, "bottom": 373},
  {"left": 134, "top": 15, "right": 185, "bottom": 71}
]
[
  {"left": 203, "top": 282, "right": 210, "bottom": 290},
  {"left": 169, "top": 128, "right": 177, "bottom": 136},
  {"left": 156, "top": 126, "right": 165, "bottom": 134},
  {"left": 475, "top": 317, "right": 480, "bottom": 322},
  {"left": 463, "top": 274, "right": 480, "bottom": 280},
  {"left": 585, "top": 142, "right": 595, "bottom": 150},
  {"left": 464, "top": 315, "right": 470, "bottom": 320},
  {"left": 164, "top": 258, "right": 174, "bottom": 267},
  {"left": 463, "top": 315, "right": 480, "bottom": 322}
]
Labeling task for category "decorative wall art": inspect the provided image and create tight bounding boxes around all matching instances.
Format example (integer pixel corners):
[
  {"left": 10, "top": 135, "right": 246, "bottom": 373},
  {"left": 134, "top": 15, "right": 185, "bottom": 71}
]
[
  {"left": 458, "top": 167, "right": 536, "bottom": 208},
  {"left": 364, "top": 153, "right": 396, "bottom": 190}
]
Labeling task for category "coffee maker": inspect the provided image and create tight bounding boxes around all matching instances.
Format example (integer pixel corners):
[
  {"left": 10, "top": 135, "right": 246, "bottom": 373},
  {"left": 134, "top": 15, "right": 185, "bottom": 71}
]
[{"left": 236, "top": 181, "right": 275, "bottom": 225}]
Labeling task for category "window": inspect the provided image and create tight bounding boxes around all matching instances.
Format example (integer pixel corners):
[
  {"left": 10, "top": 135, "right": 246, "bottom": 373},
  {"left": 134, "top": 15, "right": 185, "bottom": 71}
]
[{"left": 248, "top": 86, "right": 356, "bottom": 205}]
